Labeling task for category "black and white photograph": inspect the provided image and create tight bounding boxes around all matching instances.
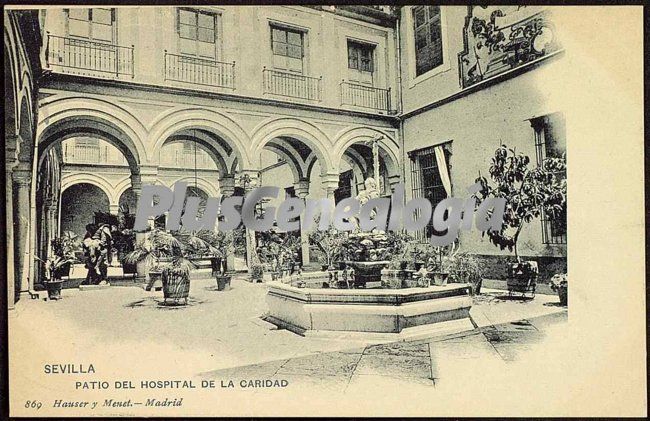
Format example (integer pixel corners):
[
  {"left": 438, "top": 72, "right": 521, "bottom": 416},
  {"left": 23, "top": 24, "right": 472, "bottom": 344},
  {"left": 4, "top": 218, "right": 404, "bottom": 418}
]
[{"left": 3, "top": 3, "right": 645, "bottom": 417}]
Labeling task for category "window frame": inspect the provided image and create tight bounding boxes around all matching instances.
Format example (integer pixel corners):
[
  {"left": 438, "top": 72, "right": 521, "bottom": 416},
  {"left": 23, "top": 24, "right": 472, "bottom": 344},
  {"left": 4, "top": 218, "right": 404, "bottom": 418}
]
[
  {"left": 408, "top": 143, "right": 453, "bottom": 242},
  {"left": 406, "top": 5, "right": 450, "bottom": 88},
  {"left": 270, "top": 24, "right": 306, "bottom": 74},
  {"left": 347, "top": 40, "right": 375, "bottom": 74},
  {"left": 531, "top": 113, "right": 567, "bottom": 245},
  {"left": 176, "top": 8, "right": 220, "bottom": 60},
  {"left": 65, "top": 8, "right": 116, "bottom": 43}
]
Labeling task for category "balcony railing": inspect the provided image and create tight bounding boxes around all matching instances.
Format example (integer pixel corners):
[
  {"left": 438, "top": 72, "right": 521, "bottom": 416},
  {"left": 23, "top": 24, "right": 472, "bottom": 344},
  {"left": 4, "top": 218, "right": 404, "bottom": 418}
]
[
  {"left": 160, "top": 151, "right": 217, "bottom": 170},
  {"left": 263, "top": 68, "right": 322, "bottom": 101},
  {"left": 340, "top": 81, "right": 391, "bottom": 112},
  {"left": 165, "top": 52, "right": 235, "bottom": 89},
  {"left": 45, "top": 33, "right": 134, "bottom": 78},
  {"left": 63, "top": 144, "right": 127, "bottom": 165}
]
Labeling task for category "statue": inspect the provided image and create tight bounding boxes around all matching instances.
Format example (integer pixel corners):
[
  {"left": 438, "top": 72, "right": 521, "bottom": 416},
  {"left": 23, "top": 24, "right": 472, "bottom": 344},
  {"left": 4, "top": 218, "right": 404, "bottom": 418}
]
[
  {"left": 356, "top": 177, "right": 380, "bottom": 206},
  {"left": 354, "top": 177, "right": 382, "bottom": 234}
]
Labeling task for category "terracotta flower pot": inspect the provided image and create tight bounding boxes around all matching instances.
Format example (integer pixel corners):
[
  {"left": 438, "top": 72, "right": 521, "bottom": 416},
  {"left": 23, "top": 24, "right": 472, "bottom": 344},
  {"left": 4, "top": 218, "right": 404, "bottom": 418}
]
[
  {"left": 162, "top": 271, "right": 190, "bottom": 303},
  {"left": 46, "top": 280, "right": 64, "bottom": 300},
  {"left": 216, "top": 274, "right": 232, "bottom": 291}
]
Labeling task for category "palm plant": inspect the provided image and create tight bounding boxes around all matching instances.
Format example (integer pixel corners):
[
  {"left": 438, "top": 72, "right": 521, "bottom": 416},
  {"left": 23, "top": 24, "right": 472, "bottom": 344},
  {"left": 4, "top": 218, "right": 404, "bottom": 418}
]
[{"left": 124, "top": 228, "right": 213, "bottom": 302}]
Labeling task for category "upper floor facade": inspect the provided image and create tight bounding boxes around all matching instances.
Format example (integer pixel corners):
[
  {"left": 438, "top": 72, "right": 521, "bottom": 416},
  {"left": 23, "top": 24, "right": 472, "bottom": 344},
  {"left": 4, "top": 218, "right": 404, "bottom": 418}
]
[{"left": 41, "top": 5, "right": 399, "bottom": 115}]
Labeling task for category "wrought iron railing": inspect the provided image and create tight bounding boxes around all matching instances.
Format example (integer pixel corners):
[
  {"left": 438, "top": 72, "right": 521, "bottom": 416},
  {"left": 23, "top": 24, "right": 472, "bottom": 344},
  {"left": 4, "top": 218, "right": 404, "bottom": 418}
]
[
  {"left": 263, "top": 68, "right": 322, "bottom": 101},
  {"left": 63, "top": 144, "right": 127, "bottom": 165},
  {"left": 340, "top": 81, "right": 391, "bottom": 112},
  {"left": 45, "top": 33, "right": 134, "bottom": 78},
  {"left": 160, "top": 150, "right": 217, "bottom": 169},
  {"left": 164, "top": 52, "right": 235, "bottom": 89}
]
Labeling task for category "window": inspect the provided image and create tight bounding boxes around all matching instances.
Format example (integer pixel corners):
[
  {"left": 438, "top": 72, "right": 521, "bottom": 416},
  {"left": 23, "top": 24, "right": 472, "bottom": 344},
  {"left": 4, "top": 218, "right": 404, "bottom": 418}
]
[
  {"left": 347, "top": 40, "right": 375, "bottom": 85},
  {"left": 177, "top": 8, "right": 218, "bottom": 59},
  {"left": 67, "top": 8, "right": 115, "bottom": 42},
  {"left": 412, "top": 5, "right": 443, "bottom": 77},
  {"left": 334, "top": 170, "right": 354, "bottom": 204},
  {"left": 348, "top": 41, "right": 374, "bottom": 73},
  {"left": 531, "top": 112, "right": 567, "bottom": 244},
  {"left": 409, "top": 145, "right": 451, "bottom": 241},
  {"left": 271, "top": 25, "right": 304, "bottom": 73}
]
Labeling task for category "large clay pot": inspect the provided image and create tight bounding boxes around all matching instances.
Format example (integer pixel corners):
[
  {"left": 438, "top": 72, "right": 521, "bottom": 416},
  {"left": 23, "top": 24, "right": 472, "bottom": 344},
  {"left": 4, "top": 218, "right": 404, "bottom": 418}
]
[
  {"left": 45, "top": 280, "right": 64, "bottom": 300},
  {"left": 161, "top": 270, "right": 190, "bottom": 303},
  {"left": 216, "top": 274, "right": 232, "bottom": 291}
]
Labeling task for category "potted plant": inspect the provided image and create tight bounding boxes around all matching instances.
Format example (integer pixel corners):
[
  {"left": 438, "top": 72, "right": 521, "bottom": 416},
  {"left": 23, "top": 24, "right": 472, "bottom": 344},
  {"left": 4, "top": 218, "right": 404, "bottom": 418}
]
[
  {"left": 474, "top": 145, "right": 566, "bottom": 296},
  {"left": 309, "top": 229, "right": 347, "bottom": 272},
  {"left": 550, "top": 273, "right": 568, "bottom": 306},
  {"left": 250, "top": 263, "right": 264, "bottom": 283},
  {"left": 447, "top": 252, "right": 484, "bottom": 295},
  {"left": 44, "top": 236, "right": 77, "bottom": 300},
  {"left": 125, "top": 229, "right": 206, "bottom": 305},
  {"left": 196, "top": 230, "right": 233, "bottom": 291}
]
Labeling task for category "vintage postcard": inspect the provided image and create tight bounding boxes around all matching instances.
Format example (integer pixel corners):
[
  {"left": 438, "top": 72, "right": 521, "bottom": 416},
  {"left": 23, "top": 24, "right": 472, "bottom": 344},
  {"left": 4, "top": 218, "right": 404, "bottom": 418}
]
[{"left": 4, "top": 4, "right": 646, "bottom": 417}]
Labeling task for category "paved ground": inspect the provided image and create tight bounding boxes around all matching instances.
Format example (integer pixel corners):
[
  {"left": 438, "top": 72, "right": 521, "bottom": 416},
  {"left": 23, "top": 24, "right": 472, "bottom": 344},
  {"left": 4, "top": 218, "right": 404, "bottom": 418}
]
[{"left": 9, "top": 275, "right": 567, "bottom": 394}]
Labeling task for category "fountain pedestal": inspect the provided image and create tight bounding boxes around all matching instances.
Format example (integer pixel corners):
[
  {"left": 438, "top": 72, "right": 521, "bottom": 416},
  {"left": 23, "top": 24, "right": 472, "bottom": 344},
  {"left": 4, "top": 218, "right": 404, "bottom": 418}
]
[
  {"left": 265, "top": 282, "right": 474, "bottom": 340},
  {"left": 344, "top": 260, "right": 389, "bottom": 288}
]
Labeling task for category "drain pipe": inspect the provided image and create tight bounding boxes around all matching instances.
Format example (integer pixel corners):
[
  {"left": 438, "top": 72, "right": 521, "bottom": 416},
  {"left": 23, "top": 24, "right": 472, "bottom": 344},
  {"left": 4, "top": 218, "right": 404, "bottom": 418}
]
[{"left": 394, "top": 9, "right": 407, "bottom": 188}]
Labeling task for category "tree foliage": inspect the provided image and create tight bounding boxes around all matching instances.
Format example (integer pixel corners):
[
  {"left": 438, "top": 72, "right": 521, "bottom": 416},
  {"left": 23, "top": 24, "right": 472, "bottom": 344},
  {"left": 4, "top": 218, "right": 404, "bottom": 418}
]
[{"left": 474, "top": 144, "right": 566, "bottom": 259}]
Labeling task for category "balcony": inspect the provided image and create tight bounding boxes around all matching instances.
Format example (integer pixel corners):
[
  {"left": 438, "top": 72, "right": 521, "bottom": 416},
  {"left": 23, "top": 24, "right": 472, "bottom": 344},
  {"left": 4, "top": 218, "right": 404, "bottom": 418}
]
[
  {"left": 340, "top": 81, "right": 392, "bottom": 113},
  {"left": 164, "top": 52, "right": 236, "bottom": 89},
  {"left": 45, "top": 34, "right": 134, "bottom": 78},
  {"left": 63, "top": 144, "right": 127, "bottom": 165},
  {"left": 263, "top": 68, "right": 322, "bottom": 101}
]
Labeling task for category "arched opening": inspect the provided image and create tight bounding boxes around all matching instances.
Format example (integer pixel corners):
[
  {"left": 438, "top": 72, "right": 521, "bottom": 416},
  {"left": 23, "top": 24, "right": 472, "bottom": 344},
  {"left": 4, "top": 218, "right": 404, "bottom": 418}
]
[
  {"left": 118, "top": 187, "right": 138, "bottom": 214},
  {"left": 60, "top": 183, "right": 110, "bottom": 238}
]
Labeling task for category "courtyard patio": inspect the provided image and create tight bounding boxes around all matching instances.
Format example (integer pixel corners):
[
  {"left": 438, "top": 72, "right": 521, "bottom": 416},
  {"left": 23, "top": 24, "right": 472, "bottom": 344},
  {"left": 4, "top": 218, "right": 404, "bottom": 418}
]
[{"left": 9, "top": 275, "right": 567, "bottom": 395}]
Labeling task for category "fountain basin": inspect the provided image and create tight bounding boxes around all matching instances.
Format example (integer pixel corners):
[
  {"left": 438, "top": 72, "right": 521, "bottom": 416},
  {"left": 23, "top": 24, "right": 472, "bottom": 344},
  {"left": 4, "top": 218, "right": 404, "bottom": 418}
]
[
  {"left": 264, "top": 281, "right": 474, "bottom": 339},
  {"left": 344, "top": 260, "right": 390, "bottom": 288}
]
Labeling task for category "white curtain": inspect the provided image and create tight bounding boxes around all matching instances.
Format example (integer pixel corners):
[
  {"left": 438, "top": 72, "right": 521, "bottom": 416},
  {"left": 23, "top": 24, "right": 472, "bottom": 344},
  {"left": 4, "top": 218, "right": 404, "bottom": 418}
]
[{"left": 434, "top": 145, "right": 452, "bottom": 197}]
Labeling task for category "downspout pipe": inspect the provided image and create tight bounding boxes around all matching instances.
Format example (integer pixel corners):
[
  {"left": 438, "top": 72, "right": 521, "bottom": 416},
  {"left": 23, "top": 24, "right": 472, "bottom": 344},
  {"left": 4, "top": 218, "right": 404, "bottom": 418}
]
[{"left": 394, "top": 9, "right": 407, "bottom": 191}]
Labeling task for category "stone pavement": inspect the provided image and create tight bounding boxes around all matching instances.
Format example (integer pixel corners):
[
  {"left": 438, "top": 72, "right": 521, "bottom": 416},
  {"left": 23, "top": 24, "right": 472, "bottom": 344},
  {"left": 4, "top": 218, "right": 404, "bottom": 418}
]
[
  {"left": 200, "top": 310, "right": 567, "bottom": 392},
  {"left": 9, "top": 275, "right": 567, "bottom": 391}
]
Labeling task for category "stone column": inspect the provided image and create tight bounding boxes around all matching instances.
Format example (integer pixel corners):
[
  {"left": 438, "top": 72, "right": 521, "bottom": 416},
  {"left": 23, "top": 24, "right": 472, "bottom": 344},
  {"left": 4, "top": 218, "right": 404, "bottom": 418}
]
[
  {"left": 109, "top": 203, "right": 120, "bottom": 215},
  {"left": 321, "top": 173, "right": 340, "bottom": 200},
  {"left": 218, "top": 174, "right": 236, "bottom": 271},
  {"left": 130, "top": 168, "right": 158, "bottom": 283},
  {"left": 12, "top": 167, "right": 32, "bottom": 296},
  {"left": 388, "top": 174, "right": 402, "bottom": 193},
  {"left": 5, "top": 153, "right": 17, "bottom": 308},
  {"left": 294, "top": 179, "right": 311, "bottom": 269},
  {"left": 239, "top": 170, "right": 259, "bottom": 272}
]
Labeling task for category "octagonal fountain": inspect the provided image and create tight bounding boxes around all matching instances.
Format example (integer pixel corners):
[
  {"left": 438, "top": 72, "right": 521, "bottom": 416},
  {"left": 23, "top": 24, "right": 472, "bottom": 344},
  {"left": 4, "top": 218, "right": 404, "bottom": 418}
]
[{"left": 264, "top": 178, "right": 474, "bottom": 340}]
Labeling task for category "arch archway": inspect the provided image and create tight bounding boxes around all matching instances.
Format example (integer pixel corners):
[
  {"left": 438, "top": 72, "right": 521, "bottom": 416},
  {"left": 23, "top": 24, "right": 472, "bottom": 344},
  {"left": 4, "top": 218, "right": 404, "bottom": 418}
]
[
  {"left": 149, "top": 108, "right": 251, "bottom": 172},
  {"left": 60, "top": 183, "right": 110, "bottom": 238},
  {"left": 333, "top": 127, "right": 401, "bottom": 197},
  {"left": 251, "top": 117, "right": 335, "bottom": 176}
]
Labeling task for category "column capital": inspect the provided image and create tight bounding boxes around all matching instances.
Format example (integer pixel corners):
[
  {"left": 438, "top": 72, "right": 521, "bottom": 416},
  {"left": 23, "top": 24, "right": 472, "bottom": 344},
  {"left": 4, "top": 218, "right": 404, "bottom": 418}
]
[
  {"left": 12, "top": 167, "right": 32, "bottom": 187},
  {"left": 219, "top": 175, "right": 236, "bottom": 196},
  {"left": 238, "top": 169, "right": 260, "bottom": 192},
  {"left": 320, "top": 173, "right": 339, "bottom": 199},
  {"left": 294, "top": 178, "right": 310, "bottom": 198}
]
